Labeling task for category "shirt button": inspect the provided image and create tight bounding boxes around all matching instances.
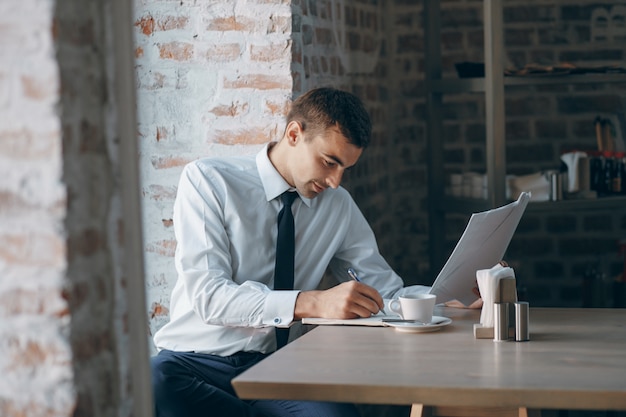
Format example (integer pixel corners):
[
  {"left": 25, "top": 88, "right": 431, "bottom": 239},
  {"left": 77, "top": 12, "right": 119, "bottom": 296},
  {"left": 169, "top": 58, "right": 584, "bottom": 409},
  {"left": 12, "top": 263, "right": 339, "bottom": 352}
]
[{"left": 273, "top": 317, "right": 282, "bottom": 324}]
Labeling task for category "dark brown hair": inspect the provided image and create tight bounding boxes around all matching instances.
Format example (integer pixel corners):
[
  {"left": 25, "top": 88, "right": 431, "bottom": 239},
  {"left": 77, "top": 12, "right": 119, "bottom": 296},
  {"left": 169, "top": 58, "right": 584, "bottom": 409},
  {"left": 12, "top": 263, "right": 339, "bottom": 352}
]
[{"left": 286, "top": 87, "right": 371, "bottom": 148}]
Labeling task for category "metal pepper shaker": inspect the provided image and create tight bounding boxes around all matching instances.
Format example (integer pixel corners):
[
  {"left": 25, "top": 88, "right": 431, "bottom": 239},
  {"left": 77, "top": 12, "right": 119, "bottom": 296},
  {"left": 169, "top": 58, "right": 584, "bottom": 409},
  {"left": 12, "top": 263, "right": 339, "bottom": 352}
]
[{"left": 514, "top": 301, "right": 530, "bottom": 341}]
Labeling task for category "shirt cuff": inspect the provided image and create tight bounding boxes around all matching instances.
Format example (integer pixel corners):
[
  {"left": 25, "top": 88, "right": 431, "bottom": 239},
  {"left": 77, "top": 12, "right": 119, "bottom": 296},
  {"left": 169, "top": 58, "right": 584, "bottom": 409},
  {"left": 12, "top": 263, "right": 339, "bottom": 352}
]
[{"left": 263, "top": 290, "right": 300, "bottom": 328}]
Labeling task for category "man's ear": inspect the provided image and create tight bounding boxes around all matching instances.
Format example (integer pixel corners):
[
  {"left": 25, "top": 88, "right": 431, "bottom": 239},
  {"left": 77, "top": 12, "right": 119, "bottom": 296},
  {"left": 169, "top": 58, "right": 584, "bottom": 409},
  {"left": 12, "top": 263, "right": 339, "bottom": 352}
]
[{"left": 285, "top": 121, "right": 303, "bottom": 146}]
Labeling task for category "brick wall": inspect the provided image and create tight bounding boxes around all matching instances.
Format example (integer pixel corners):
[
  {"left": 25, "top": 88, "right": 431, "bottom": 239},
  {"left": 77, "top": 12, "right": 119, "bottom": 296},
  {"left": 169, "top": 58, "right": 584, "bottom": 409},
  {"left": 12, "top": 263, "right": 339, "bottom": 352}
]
[
  {"left": 134, "top": 0, "right": 428, "bottom": 345},
  {"left": 1, "top": 0, "right": 138, "bottom": 416},
  {"left": 138, "top": 0, "right": 626, "bottom": 351},
  {"left": 3, "top": 1, "right": 614, "bottom": 414},
  {"left": 292, "top": 0, "right": 428, "bottom": 283},
  {"left": 0, "top": 1, "right": 75, "bottom": 415}
]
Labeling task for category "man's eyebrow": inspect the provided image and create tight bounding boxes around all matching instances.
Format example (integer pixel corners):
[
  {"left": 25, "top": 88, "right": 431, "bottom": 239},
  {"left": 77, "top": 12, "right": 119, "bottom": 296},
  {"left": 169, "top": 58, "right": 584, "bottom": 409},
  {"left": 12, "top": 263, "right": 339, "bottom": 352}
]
[{"left": 323, "top": 153, "right": 345, "bottom": 167}]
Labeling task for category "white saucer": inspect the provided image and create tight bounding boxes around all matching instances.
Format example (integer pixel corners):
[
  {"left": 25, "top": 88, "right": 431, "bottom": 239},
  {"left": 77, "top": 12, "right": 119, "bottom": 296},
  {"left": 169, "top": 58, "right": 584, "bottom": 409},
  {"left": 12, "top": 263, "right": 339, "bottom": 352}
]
[{"left": 384, "top": 316, "right": 452, "bottom": 333}]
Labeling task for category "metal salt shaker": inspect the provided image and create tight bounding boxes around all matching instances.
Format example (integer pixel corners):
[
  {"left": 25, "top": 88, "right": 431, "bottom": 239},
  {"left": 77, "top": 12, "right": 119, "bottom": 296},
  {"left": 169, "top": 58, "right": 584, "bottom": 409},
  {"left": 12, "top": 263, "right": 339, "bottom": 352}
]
[{"left": 493, "top": 302, "right": 509, "bottom": 342}]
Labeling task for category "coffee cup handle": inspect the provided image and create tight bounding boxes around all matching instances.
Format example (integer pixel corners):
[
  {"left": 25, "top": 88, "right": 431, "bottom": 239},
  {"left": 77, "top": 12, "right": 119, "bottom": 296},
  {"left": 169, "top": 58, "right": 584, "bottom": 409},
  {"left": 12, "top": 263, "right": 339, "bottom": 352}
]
[{"left": 389, "top": 299, "right": 403, "bottom": 318}]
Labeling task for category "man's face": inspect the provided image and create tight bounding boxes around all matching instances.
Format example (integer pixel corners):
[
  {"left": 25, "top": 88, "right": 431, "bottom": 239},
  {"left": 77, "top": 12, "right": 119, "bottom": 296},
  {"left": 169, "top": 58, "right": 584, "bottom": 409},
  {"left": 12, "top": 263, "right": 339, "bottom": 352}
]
[{"left": 289, "top": 126, "right": 363, "bottom": 199}]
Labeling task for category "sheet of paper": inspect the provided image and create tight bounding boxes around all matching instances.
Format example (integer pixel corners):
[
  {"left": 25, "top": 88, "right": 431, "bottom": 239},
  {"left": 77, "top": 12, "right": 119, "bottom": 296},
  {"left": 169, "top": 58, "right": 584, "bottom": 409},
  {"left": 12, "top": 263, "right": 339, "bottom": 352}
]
[
  {"left": 302, "top": 313, "right": 400, "bottom": 327},
  {"left": 429, "top": 192, "right": 530, "bottom": 306}
]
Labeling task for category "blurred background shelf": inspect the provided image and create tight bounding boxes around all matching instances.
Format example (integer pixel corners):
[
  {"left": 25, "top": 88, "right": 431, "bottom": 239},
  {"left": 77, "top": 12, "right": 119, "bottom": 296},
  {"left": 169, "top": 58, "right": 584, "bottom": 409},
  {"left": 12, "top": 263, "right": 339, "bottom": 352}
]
[
  {"left": 437, "top": 195, "right": 626, "bottom": 214},
  {"left": 421, "top": 73, "right": 626, "bottom": 94},
  {"left": 425, "top": 0, "right": 626, "bottom": 275}
]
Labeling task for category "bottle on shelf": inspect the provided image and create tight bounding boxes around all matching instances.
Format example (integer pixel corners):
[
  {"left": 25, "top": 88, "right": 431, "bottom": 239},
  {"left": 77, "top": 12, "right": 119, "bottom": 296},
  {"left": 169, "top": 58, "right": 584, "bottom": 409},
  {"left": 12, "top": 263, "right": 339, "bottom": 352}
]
[
  {"left": 602, "top": 152, "right": 614, "bottom": 197},
  {"left": 613, "top": 152, "right": 625, "bottom": 194}
]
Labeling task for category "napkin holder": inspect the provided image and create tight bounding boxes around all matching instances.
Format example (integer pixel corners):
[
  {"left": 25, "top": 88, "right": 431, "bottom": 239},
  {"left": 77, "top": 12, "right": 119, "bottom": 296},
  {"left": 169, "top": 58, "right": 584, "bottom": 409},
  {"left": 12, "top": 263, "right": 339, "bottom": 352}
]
[{"left": 473, "top": 277, "right": 517, "bottom": 339}]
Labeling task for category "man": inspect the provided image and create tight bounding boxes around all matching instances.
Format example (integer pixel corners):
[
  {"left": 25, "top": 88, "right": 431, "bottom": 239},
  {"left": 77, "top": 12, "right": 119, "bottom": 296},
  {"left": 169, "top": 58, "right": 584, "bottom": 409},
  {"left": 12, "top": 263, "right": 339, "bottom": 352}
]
[{"left": 151, "top": 87, "right": 432, "bottom": 417}]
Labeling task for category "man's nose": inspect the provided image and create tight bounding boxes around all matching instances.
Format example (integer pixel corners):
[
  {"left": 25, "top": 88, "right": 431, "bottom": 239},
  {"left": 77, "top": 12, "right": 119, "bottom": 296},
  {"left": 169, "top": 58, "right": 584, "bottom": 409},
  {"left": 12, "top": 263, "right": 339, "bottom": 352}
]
[{"left": 325, "top": 170, "right": 343, "bottom": 189}]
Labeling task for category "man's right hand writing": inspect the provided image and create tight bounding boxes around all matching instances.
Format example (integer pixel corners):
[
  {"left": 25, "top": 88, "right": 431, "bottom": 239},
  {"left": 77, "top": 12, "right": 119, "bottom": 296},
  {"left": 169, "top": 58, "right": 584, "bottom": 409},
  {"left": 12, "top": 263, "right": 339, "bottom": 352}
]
[{"left": 293, "top": 280, "right": 384, "bottom": 320}]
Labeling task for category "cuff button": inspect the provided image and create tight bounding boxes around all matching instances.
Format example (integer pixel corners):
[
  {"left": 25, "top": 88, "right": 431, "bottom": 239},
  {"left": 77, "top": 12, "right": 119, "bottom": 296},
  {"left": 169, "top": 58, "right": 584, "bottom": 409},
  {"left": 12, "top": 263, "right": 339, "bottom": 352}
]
[{"left": 273, "top": 317, "right": 282, "bottom": 324}]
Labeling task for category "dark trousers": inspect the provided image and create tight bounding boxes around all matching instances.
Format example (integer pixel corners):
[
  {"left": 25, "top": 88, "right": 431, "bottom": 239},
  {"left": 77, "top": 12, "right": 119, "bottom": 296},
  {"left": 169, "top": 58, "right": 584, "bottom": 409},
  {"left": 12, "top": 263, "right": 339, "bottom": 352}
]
[{"left": 151, "top": 349, "right": 361, "bottom": 417}]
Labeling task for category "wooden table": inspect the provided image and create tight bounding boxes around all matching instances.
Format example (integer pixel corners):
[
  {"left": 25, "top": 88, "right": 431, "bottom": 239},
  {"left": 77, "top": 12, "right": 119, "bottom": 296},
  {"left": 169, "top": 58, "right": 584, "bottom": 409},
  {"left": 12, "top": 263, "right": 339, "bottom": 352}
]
[{"left": 233, "top": 308, "right": 626, "bottom": 414}]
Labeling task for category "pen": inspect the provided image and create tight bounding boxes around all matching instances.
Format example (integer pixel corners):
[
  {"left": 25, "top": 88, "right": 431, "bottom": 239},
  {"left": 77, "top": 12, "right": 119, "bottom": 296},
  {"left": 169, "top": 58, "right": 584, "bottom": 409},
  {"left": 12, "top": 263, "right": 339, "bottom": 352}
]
[{"left": 347, "top": 267, "right": 387, "bottom": 315}]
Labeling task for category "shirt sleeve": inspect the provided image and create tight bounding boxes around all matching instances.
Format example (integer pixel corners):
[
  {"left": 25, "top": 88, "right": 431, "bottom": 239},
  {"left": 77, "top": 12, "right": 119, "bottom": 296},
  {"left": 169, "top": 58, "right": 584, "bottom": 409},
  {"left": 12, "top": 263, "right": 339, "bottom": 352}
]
[
  {"left": 327, "top": 193, "right": 431, "bottom": 299},
  {"left": 173, "top": 162, "right": 298, "bottom": 328}
]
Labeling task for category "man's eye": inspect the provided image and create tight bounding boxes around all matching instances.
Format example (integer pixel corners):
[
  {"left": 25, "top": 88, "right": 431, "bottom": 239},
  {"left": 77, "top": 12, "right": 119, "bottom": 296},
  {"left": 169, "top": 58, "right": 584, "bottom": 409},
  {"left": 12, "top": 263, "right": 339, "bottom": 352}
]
[{"left": 323, "top": 159, "right": 335, "bottom": 167}]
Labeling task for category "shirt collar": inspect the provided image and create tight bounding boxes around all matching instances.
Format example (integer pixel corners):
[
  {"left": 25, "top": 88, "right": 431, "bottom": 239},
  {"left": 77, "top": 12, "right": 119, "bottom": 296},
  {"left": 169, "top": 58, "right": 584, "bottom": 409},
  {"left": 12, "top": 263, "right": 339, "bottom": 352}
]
[{"left": 256, "top": 143, "right": 312, "bottom": 207}]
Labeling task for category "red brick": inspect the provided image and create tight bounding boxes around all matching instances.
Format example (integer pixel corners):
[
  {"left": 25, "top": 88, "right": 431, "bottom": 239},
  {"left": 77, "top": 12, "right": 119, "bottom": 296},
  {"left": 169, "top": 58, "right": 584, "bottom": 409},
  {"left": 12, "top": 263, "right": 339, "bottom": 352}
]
[
  {"left": 0, "top": 395, "right": 69, "bottom": 417},
  {"left": 265, "top": 99, "right": 289, "bottom": 116},
  {"left": 135, "top": 14, "right": 189, "bottom": 35},
  {"left": 292, "top": 40, "right": 302, "bottom": 64},
  {"left": 0, "top": 288, "right": 69, "bottom": 317},
  {"left": 79, "top": 118, "right": 105, "bottom": 153},
  {"left": 135, "top": 46, "right": 144, "bottom": 58},
  {"left": 205, "top": 43, "right": 242, "bottom": 62},
  {"left": 292, "top": 71, "right": 302, "bottom": 92},
  {"left": 150, "top": 155, "right": 194, "bottom": 169},
  {"left": 150, "top": 302, "right": 170, "bottom": 319},
  {"left": 20, "top": 74, "right": 56, "bottom": 100},
  {"left": 223, "top": 74, "right": 291, "bottom": 90},
  {"left": 145, "top": 184, "right": 177, "bottom": 201},
  {"left": 68, "top": 228, "right": 104, "bottom": 259},
  {"left": 0, "top": 233, "right": 65, "bottom": 266},
  {"left": 208, "top": 102, "right": 249, "bottom": 117},
  {"left": 206, "top": 16, "right": 255, "bottom": 31},
  {"left": 156, "top": 126, "right": 173, "bottom": 141},
  {"left": 61, "top": 281, "right": 88, "bottom": 311},
  {"left": 0, "top": 128, "right": 59, "bottom": 159},
  {"left": 250, "top": 43, "right": 290, "bottom": 62},
  {"left": 140, "top": 71, "right": 166, "bottom": 90},
  {"left": 211, "top": 127, "right": 278, "bottom": 145},
  {"left": 0, "top": 191, "right": 29, "bottom": 213},
  {"left": 135, "top": 15, "right": 155, "bottom": 35},
  {"left": 159, "top": 42, "right": 194, "bottom": 61},
  {"left": 56, "top": 17, "right": 95, "bottom": 46},
  {"left": 146, "top": 239, "right": 177, "bottom": 257},
  {"left": 7, "top": 339, "right": 47, "bottom": 370},
  {"left": 267, "top": 15, "right": 291, "bottom": 34},
  {"left": 156, "top": 16, "right": 189, "bottom": 31},
  {"left": 72, "top": 329, "right": 113, "bottom": 360},
  {"left": 315, "top": 27, "right": 333, "bottom": 46}
]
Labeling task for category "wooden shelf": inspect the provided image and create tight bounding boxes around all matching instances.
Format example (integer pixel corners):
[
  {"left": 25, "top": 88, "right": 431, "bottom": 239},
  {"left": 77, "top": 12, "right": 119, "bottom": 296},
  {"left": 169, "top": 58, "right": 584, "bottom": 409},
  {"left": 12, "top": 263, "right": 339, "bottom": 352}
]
[
  {"left": 525, "top": 195, "right": 626, "bottom": 212},
  {"left": 438, "top": 195, "right": 626, "bottom": 214},
  {"left": 422, "top": 73, "right": 626, "bottom": 94}
]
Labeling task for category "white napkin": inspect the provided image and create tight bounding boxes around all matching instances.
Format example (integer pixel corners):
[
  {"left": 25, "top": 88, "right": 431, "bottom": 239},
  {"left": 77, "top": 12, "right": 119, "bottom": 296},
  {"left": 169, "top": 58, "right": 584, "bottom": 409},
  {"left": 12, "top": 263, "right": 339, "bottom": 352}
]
[{"left": 477, "top": 263, "right": 516, "bottom": 327}]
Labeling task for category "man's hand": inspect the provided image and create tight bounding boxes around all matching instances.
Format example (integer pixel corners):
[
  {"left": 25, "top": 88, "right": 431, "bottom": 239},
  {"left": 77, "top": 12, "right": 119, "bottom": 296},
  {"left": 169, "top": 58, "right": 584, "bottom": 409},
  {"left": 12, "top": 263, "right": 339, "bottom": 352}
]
[
  {"left": 294, "top": 281, "right": 385, "bottom": 320},
  {"left": 444, "top": 298, "right": 483, "bottom": 309},
  {"left": 443, "top": 281, "right": 483, "bottom": 309}
]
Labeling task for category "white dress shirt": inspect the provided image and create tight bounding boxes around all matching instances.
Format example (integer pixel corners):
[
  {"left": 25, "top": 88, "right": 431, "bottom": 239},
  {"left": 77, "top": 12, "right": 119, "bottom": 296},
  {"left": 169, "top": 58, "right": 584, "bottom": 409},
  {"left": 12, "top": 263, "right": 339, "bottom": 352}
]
[{"left": 153, "top": 144, "right": 430, "bottom": 356}]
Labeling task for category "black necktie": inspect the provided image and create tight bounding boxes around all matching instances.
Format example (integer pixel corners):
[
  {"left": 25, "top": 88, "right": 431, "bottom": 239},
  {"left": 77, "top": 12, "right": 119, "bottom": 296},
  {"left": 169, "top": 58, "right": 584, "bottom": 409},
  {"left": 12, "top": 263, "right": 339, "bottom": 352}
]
[{"left": 274, "top": 191, "right": 297, "bottom": 349}]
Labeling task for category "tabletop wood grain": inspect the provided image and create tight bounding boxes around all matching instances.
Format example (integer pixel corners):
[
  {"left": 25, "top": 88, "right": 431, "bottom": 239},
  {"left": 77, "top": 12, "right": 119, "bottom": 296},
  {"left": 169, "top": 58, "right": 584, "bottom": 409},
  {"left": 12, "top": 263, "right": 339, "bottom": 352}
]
[{"left": 232, "top": 307, "right": 626, "bottom": 411}]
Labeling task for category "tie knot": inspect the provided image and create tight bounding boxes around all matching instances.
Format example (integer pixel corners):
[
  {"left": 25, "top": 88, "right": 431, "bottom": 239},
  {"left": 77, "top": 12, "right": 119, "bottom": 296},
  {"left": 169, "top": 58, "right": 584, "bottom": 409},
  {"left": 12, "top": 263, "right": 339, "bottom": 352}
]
[{"left": 281, "top": 191, "right": 298, "bottom": 207}]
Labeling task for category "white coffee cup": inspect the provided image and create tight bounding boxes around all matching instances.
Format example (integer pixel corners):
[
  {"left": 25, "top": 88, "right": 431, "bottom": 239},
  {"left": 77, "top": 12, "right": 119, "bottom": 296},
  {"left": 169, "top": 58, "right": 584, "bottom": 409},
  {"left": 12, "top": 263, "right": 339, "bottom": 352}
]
[{"left": 389, "top": 294, "right": 437, "bottom": 323}]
